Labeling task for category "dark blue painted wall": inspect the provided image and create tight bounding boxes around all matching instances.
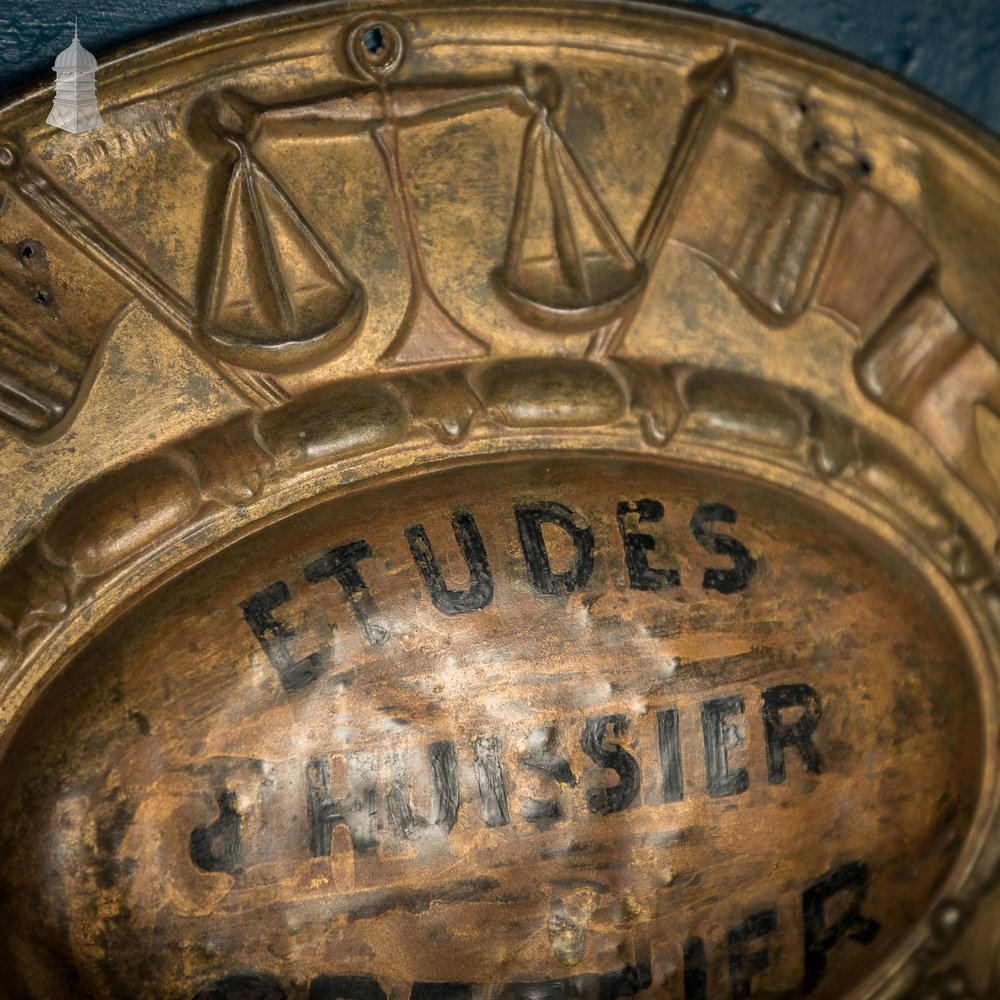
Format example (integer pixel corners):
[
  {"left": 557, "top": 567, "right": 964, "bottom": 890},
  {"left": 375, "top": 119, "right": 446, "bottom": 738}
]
[{"left": 1, "top": 1, "right": 998, "bottom": 133}]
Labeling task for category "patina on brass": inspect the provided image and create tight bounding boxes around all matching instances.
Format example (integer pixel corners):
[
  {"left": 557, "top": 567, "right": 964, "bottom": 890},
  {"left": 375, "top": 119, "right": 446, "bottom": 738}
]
[{"left": 1, "top": 3, "right": 1000, "bottom": 999}]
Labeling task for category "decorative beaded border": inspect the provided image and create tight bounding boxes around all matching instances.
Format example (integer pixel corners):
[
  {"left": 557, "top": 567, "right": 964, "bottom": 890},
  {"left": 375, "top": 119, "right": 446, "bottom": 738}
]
[{"left": 0, "top": 355, "right": 996, "bottom": 997}]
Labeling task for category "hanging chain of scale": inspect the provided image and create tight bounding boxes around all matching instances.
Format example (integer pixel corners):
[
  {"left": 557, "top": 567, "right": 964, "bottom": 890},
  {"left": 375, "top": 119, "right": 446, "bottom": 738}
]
[
  {"left": 496, "top": 108, "right": 646, "bottom": 331},
  {"left": 199, "top": 87, "right": 647, "bottom": 369}
]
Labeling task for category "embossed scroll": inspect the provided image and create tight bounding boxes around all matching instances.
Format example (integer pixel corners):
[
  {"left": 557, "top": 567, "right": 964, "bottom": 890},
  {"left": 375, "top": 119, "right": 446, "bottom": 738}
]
[{"left": 1, "top": 4, "right": 1000, "bottom": 999}]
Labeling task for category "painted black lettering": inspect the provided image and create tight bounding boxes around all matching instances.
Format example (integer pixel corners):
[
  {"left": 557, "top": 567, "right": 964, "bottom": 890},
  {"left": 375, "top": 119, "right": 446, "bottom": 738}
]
[
  {"left": 193, "top": 974, "right": 287, "bottom": 999},
  {"left": 515, "top": 501, "right": 595, "bottom": 596},
  {"left": 303, "top": 539, "right": 388, "bottom": 645},
  {"left": 762, "top": 684, "right": 823, "bottom": 784},
  {"left": 802, "top": 861, "right": 880, "bottom": 993},
  {"left": 701, "top": 696, "right": 749, "bottom": 798},
  {"left": 474, "top": 736, "right": 510, "bottom": 828},
  {"left": 520, "top": 725, "right": 577, "bottom": 824},
  {"left": 306, "top": 756, "right": 378, "bottom": 855},
  {"left": 405, "top": 512, "right": 493, "bottom": 614},
  {"left": 599, "top": 949, "right": 653, "bottom": 999},
  {"left": 387, "top": 742, "right": 461, "bottom": 839},
  {"left": 189, "top": 790, "right": 242, "bottom": 875},
  {"left": 683, "top": 937, "right": 707, "bottom": 1000},
  {"left": 502, "top": 980, "right": 566, "bottom": 1000},
  {"left": 728, "top": 909, "right": 777, "bottom": 998},
  {"left": 616, "top": 499, "right": 681, "bottom": 590},
  {"left": 430, "top": 741, "right": 460, "bottom": 832},
  {"left": 690, "top": 503, "right": 755, "bottom": 594},
  {"left": 499, "top": 954, "right": 651, "bottom": 999},
  {"left": 242, "top": 581, "right": 324, "bottom": 693},
  {"left": 410, "top": 986, "right": 472, "bottom": 1000},
  {"left": 309, "top": 977, "right": 387, "bottom": 1000},
  {"left": 522, "top": 797, "right": 560, "bottom": 823},
  {"left": 657, "top": 709, "right": 684, "bottom": 803},
  {"left": 582, "top": 715, "right": 640, "bottom": 815}
]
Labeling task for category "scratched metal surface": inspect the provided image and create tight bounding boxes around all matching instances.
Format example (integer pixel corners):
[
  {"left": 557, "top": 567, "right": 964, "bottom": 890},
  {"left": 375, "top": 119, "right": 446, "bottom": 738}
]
[
  {"left": 4, "top": 0, "right": 1000, "bottom": 995},
  {"left": 0, "top": 457, "right": 980, "bottom": 996},
  {"left": 0, "top": 1, "right": 999, "bottom": 133}
]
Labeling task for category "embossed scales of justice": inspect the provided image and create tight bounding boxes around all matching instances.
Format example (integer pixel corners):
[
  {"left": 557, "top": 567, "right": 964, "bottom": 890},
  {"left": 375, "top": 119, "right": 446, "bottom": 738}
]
[{"left": 3, "top": 1, "right": 1000, "bottom": 997}]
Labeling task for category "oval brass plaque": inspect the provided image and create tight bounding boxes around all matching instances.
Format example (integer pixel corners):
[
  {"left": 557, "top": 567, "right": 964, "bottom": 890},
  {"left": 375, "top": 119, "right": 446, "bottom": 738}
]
[
  {"left": 2, "top": 2, "right": 1000, "bottom": 999},
  {"left": 0, "top": 458, "right": 986, "bottom": 997}
]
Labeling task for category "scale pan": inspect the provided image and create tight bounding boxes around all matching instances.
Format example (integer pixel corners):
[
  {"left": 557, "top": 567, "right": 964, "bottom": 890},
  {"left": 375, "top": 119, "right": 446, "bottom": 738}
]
[
  {"left": 199, "top": 280, "right": 366, "bottom": 373},
  {"left": 493, "top": 256, "right": 646, "bottom": 333}
]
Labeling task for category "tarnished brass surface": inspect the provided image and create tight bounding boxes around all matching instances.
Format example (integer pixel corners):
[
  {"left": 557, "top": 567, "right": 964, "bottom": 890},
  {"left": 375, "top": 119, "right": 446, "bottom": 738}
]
[{"left": 2, "top": 2, "right": 1000, "bottom": 998}]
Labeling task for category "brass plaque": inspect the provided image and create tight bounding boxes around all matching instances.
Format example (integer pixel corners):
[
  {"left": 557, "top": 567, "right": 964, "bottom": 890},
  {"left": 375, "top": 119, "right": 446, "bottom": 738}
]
[
  {"left": 1, "top": 3, "right": 1000, "bottom": 999},
  {"left": 0, "top": 457, "right": 984, "bottom": 998}
]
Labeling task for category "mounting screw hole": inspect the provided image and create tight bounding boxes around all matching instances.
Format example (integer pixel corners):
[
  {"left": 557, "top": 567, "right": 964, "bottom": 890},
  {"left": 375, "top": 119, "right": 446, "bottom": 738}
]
[
  {"left": 17, "top": 240, "right": 46, "bottom": 268},
  {"left": 363, "top": 26, "right": 385, "bottom": 55},
  {"left": 347, "top": 17, "right": 405, "bottom": 81}
]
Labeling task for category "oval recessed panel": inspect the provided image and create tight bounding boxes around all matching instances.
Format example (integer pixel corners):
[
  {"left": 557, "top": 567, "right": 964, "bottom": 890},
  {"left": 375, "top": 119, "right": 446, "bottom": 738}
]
[{"left": 0, "top": 458, "right": 982, "bottom": 999}]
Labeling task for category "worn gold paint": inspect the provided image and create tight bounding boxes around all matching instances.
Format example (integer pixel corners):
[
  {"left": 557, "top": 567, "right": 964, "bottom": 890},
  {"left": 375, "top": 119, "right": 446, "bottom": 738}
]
[
  {"left": 0, "top": 459, "right": 984, "bottom": 997},
  {"left": 0, "top": 3, "right": 999, "bottom": 999}
]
